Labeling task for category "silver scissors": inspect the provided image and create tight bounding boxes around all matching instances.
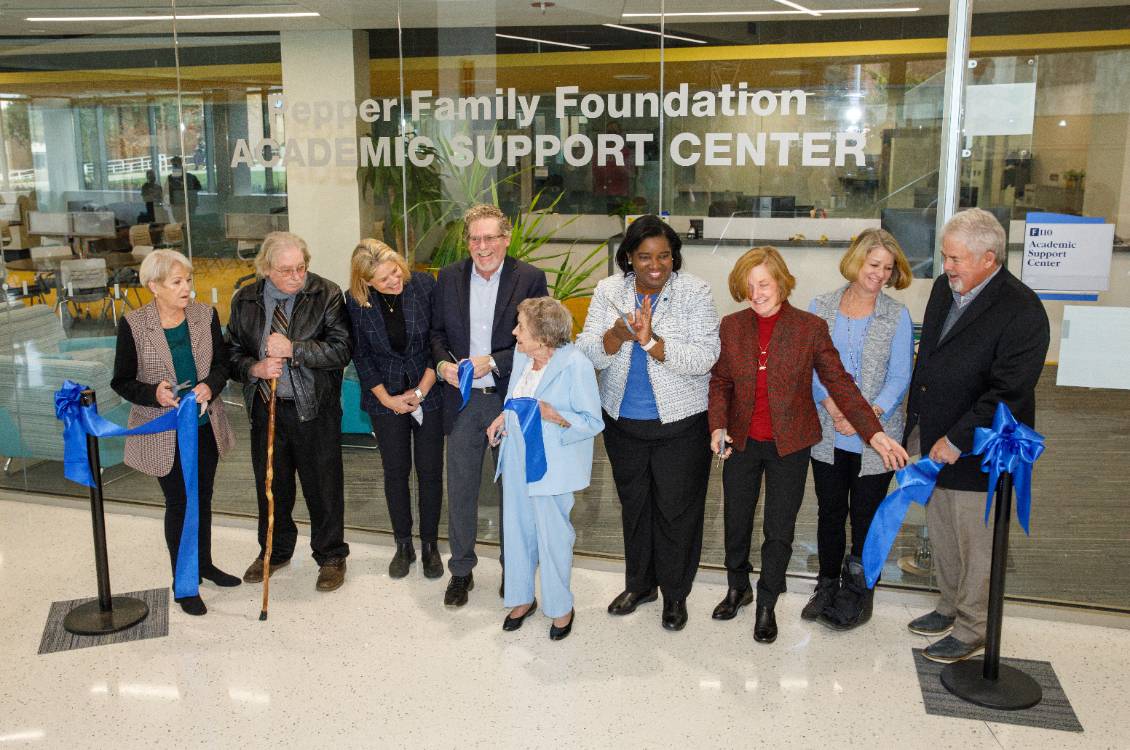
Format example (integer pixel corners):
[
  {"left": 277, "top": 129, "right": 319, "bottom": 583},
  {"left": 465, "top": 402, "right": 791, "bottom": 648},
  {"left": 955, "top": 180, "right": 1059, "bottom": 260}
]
[
  {"left": 715, "top": 428, "right": 728, "bottom": 467},
  {"left": 172, "top": 379, "right": 194, "bottom": 395}
]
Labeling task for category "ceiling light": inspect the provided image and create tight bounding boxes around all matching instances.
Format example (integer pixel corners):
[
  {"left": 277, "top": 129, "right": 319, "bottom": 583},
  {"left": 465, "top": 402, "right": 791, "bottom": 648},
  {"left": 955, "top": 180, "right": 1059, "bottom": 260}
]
[
  {"left": 773, "top": 0, "right": 821, "bottom": 16},
  {"left": 602, "top": 24, "right": 707, "bottom": 45},
  {"left": 495, "top": 33, "right": 589, "bottom": 50},
  {"left": 622, "top": 8, "right": 919, "bottom": 18},
  {"left": 26, "top": 12, "right": 320, "bottom": 22}
]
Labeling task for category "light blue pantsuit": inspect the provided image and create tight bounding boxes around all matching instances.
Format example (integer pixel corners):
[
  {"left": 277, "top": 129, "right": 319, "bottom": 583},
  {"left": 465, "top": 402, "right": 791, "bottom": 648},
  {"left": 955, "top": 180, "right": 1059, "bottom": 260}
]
[{"left": 495, "top": 344, "right": 603, "bottom": 620}]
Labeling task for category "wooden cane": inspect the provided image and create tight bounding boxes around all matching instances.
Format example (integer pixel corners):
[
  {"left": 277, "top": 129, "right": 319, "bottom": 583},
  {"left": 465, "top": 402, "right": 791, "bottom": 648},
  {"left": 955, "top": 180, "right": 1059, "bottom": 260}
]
[{"left": 259, "top": 378, "right": 278, "bottom": 621}]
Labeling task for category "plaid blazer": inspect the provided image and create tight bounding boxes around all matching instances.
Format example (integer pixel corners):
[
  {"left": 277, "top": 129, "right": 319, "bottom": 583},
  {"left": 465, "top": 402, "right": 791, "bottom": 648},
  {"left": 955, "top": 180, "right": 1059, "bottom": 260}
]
[
  {"left": 708, "top": 302, "right": 881, "bottom": 456},
  {"left": 346, "top": 272, "right": 441, "bottom": 417},
  {"left": 121, "top": 301, "right": 235, "bottom": 477}
]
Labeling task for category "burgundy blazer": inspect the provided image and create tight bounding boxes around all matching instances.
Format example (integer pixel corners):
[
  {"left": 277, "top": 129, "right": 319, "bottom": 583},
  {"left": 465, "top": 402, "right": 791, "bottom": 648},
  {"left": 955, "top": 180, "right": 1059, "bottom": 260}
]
[{"left": 708, "top": 302, "right": 882, "bottom": 456}]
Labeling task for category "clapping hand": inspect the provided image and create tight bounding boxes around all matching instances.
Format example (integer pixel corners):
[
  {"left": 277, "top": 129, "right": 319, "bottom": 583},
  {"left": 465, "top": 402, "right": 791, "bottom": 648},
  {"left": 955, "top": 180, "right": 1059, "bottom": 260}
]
[{"left": 632, "top": 295, "right": 654, "bottom": 345}]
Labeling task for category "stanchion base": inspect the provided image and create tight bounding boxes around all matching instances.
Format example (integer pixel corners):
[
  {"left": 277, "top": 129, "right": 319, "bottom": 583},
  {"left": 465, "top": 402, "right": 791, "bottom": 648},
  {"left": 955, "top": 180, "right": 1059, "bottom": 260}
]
[
  {"left": 941, "top": 659, "right": 1043, "bottom": 711},
  {"left": 63, "top": 596, "right": 149, "bottom": 636}
]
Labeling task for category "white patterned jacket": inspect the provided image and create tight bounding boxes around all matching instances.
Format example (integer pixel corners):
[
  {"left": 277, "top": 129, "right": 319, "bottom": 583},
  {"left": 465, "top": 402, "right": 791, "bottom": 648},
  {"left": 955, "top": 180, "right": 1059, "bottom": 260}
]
[{"left": 577, "top": 271, "right": 720, "bottom": 423}]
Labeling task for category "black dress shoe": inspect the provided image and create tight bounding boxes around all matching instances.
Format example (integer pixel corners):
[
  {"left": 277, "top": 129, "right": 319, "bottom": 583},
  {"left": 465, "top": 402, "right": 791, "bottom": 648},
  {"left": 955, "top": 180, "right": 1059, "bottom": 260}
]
[
  {"left": 661, "top": 597, "right": 688, "bottom": 631},
  {"left": 420, "top": 541, "right": 444, "bottom": 579},
  {"left": 444, "top": 573, "right": 474, "bottom": 607},
  {"left": 753, "top": 602, "right": 778, "bottom": 643},
  {"left": 502, "top": 599, "right": 538, "bottom": 632},
  {"left": 388, "top": 541, "right": 416, "bottom": 579},
  {"left": 175, "top": 595, "right": 207, "bottom": 616},
  {"left": 201, "top": 565, "right": 241, "bottom": 587},
  {"left": 549, "top": 610, "right": 575, "bottom": 641},
  {"left": 607, "top": 587, "right": 658, "bottom": 616},
  {"left": 711, "top": 588, "right": 753, "bottom": 620}
]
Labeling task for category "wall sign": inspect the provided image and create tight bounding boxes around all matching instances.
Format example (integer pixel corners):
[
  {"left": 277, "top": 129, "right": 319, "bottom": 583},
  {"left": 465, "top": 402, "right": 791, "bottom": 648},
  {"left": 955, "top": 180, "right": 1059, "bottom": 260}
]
[{"left": 1022, "top": 212, "right": 1113, "bottom": 293}]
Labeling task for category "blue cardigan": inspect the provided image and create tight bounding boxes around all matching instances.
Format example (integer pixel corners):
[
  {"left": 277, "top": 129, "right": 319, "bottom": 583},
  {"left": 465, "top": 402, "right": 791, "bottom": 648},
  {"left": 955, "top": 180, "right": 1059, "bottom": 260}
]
[{"left": 495, "top": 343, "right": 604, "bottom": 495}]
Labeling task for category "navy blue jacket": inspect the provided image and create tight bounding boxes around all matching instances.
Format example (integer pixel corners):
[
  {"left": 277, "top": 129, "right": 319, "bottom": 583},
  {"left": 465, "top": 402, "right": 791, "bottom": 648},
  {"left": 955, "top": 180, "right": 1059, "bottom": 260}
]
[
  {"left": 430, "top": 256, "right": 548, "bottom": 435},
  {"left": 346, "top": 272, "right": 442, "bottom": 417}
]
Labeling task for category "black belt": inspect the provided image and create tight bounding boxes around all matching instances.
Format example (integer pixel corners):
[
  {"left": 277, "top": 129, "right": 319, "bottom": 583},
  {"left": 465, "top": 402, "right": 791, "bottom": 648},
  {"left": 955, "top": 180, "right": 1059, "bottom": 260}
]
[{"left": 472, "top": 386, "right": 497, "bottom": 395}]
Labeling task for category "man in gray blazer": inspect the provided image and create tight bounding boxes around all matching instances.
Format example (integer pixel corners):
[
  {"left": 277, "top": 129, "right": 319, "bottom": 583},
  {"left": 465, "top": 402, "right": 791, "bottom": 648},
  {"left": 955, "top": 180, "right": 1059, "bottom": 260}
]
[
  {"left": 904, "top": 208, "right": 1049, "bottom": 663},
  {"left": 431, "top": 204, "right": 548, "bottom": 607}
]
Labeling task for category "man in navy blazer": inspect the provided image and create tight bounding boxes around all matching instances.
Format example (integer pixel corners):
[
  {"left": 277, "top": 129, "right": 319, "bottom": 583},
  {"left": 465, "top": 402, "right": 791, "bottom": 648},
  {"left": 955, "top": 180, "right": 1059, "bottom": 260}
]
[
  {"left": 431, "top": 203, "right": 548, "bottom": 607},
  {"left": 904, "top": 208, "right": 1049, "bottom": 664}
]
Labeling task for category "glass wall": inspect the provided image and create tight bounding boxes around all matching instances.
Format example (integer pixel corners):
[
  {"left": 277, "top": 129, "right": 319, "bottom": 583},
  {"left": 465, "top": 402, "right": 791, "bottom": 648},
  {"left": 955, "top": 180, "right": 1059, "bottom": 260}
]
[{"left": 2, "top": 2, "right": 1128, "bottom": 612}]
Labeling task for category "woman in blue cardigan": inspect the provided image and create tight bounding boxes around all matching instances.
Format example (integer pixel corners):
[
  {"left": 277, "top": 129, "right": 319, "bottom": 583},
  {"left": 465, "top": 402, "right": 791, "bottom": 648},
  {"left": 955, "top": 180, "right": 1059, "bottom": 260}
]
[
  {"left": 487, "top": 296, "right": 604, "bottom": 640},
  {"left": 804, "top": 228, "right": 915, "bottom": 630},
  {"left": 346, "top": 239, "right": 444, "bottom": 580}
]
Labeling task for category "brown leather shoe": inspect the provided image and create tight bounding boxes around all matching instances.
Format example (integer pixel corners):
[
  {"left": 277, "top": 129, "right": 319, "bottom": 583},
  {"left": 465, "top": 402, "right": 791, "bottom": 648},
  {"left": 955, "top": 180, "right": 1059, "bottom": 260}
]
[
  {"left": 316, "top": 558, "right": 347, "bottom": 592},
  {"left": 242, "top": 557, "right": 290, "bottom": 584}
]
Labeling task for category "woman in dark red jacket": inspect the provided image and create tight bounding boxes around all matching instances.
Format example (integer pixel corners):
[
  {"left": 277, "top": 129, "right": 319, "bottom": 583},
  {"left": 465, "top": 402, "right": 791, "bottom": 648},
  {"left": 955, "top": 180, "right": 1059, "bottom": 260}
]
[{"left": 707, "top": 246, "right": 908, "bottom": 644}]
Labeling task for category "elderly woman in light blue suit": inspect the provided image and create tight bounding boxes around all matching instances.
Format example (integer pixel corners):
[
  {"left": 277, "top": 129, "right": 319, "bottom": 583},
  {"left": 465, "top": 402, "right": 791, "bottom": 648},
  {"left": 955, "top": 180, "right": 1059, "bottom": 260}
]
[{"left": 487, "top": 296, "right": 603, "bottom": 640}]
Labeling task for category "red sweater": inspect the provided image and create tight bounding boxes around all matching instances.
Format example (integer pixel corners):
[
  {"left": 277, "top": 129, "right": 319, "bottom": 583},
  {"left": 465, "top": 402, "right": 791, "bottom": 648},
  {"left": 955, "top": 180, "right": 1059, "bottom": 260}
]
[{"left": 747, "top": 309, "right": 780, "bottom": 441}]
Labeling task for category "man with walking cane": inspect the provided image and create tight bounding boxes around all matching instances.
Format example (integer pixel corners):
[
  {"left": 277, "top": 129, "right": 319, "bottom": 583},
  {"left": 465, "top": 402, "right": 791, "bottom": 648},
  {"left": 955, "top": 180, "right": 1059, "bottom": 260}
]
[{"left": 227, "top": 231, "right": 353, "bottom": 593}]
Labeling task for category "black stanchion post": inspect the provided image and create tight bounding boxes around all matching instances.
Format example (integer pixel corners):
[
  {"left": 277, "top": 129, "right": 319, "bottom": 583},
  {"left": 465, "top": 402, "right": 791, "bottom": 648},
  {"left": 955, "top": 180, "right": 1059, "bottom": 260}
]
[
  {"left": 62, "top": 389, "right": 149, "bottom": 636},
  {"left": 939, "top": 471, "right": 1042, "bottom": 710}
]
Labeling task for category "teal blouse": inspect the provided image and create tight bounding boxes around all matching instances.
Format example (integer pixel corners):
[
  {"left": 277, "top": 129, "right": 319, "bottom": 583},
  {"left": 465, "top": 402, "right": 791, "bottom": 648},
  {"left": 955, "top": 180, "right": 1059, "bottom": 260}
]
[{"left": 164, "top": 320, "right": 208, "bottom": 426}]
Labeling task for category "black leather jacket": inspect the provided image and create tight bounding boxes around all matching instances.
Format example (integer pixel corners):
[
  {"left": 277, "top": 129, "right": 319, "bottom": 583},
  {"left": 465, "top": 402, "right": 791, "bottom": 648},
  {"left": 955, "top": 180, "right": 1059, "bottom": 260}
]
[{"left": 227, "top": 272, "right": 352, "bottom": 422}]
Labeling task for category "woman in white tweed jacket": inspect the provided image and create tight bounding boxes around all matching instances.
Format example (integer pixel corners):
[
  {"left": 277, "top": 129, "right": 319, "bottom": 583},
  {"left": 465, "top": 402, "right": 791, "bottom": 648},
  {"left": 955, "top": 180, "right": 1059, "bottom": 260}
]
[{"left": 577, "top": 214, "right": 720, "bottom": 632}]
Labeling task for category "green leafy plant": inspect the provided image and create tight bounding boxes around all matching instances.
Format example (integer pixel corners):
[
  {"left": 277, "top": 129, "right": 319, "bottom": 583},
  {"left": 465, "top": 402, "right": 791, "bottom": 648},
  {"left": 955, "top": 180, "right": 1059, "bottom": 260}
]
[{"left": 361, "top": 130, "right": 604, "bottom": 300}]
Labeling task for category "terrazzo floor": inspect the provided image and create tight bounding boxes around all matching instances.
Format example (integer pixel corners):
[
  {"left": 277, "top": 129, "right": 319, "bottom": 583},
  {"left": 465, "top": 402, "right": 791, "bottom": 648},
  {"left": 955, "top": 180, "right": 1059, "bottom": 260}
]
[{"left": 2, "top": 495, "right": 1128, "bottom": 748}]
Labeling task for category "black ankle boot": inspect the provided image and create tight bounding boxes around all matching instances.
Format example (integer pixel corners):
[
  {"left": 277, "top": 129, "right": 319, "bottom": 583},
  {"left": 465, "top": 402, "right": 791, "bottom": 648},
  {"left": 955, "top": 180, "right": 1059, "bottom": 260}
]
[
  {"left": 420, "top": 541, "right": 443, "bottom": 579},
  {"left": 800, "top": 576, "right": 838, "bottom": 621},
  {"left": 388, "top": 540, "right": 416, "bottom": 579},
  {"left": 819, "top": 555, "right": 873, "bottom": 631},
  {"left": 753, "top": 602, "right": 777, "bottom": 643}
]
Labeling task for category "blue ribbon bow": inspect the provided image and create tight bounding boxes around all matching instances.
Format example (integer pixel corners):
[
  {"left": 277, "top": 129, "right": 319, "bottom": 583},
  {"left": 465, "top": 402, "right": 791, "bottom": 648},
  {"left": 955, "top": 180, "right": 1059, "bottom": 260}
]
[
  {"left": 861, "top": 402, "right": 1045, "bottom": 588},
  {"left": 973, "top": 402, "right": 1045, "bottom": 535},
  {"left": 503, "top": 397, "right": 548, "bottom": 483},
  {"left": 56, "top": 379, "right": 203, "bottom": 599},
  {"left": 457, "top": 359, "right": 475, "bottom": 411}
]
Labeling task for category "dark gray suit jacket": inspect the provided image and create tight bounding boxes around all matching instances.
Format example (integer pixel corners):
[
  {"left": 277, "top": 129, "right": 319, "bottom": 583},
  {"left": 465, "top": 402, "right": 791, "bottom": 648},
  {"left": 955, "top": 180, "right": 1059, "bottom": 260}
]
[
  {"left": 905, "top": 268, "right": 1049, "bottom": 491},
  {"left": 430, "top": 255, "right": 548, "bottom": 434}
]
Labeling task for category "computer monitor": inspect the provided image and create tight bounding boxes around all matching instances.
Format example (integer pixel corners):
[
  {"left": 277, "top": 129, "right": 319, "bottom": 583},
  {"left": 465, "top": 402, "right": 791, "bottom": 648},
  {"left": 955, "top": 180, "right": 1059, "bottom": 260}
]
[
  {"left": 751, "top": 196, "right": 796, "bottom": 218},
  {"left": 71, "top": 211, "right": 116, "bottom": 237},
  {"left": 27, "top": 211, "right": 71, "bottom": 236},
  {"left": 881, "top": 208, "right": 936, "bottom": 277}
]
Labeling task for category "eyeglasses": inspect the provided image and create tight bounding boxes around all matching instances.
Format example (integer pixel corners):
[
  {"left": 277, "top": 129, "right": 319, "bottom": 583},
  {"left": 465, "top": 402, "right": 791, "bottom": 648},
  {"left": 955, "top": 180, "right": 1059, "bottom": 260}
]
[
  {"left": 467, "top": 234, "right": 505, "bottom": 246},
  {"left": 272, "top": 264, "right": 307, "bottom": 276}
]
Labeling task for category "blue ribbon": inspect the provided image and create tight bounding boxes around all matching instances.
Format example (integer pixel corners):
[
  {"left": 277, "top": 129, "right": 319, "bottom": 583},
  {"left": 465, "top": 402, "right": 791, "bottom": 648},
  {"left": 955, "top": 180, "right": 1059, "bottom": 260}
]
[
  {"left": 55, "top": 379, "right": 203, "bottom": 599},
  {"left": 861, "top": 402, "right": 1045, "bottom": 588},
  {"left": 503, "top": 397, "right": 548, "bottom": 483},
  {"left": 457, "top": 359, "right": 475, "bottom": 411},
  {"left": 973, "top": 402, "right": 1045, "bottom": 535},
  {"left": 861, "top": 458, "right": 946, "bottom": 588}
]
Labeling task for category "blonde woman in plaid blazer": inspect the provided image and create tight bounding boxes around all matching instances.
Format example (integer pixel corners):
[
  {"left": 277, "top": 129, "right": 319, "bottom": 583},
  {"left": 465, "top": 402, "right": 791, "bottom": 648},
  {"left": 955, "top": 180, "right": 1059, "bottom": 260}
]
[{"left": 111, "top": 249, "right": 237, "bottom": 616}]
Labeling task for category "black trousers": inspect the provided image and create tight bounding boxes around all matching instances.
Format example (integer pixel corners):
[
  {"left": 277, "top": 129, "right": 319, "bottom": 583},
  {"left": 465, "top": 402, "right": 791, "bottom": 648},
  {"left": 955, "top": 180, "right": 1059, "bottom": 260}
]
[
  {"left": 602, "top": 410, "right": 711, "bottom": 601},
  {"left": 811, "top": 449, "right": 894, "bottom": 578},
  {"left": 156, "top": 422, "right": 219, "bottom": 581},
  {"left": 722, "top": 438, "right": 810, "bottom": 607},
  {"left": 371, "top": 406, "right": 444, "bottom": 542},
  {"left": 250, "top": 398, "right": 349, "bottom": 565}
]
